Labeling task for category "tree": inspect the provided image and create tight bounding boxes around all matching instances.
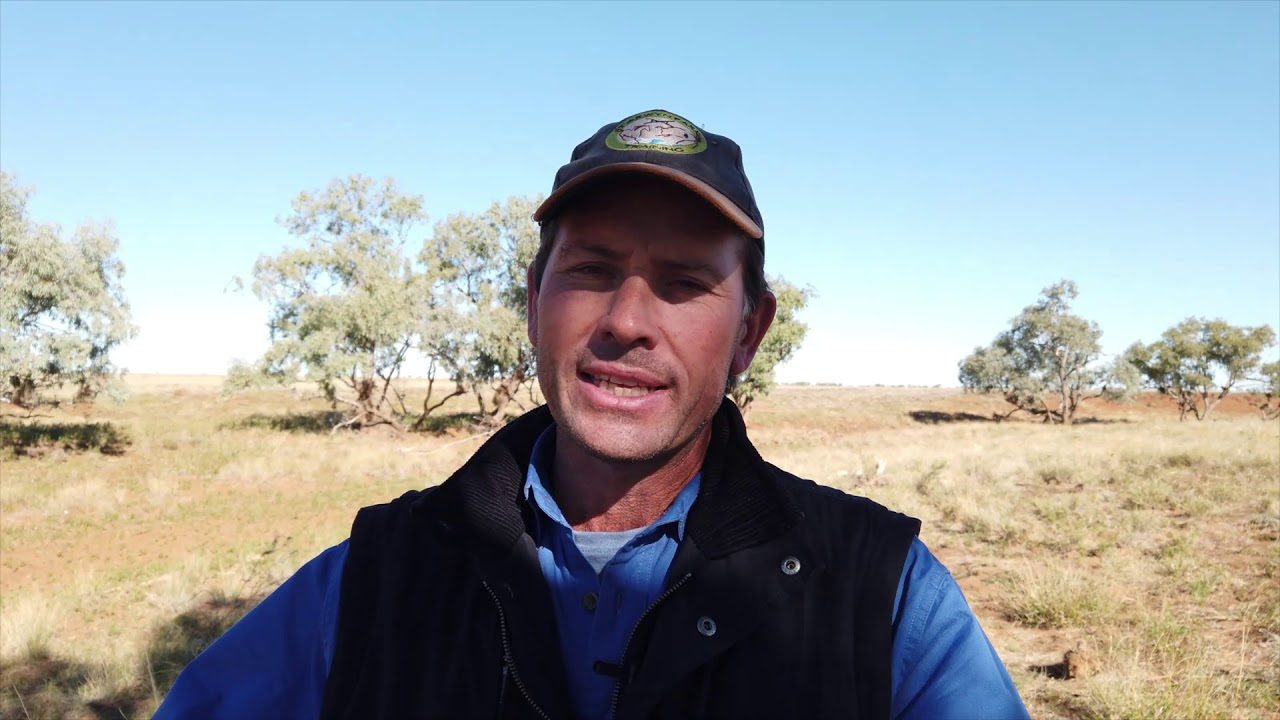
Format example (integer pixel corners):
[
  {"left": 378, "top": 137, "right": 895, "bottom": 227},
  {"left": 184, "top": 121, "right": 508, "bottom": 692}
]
[
  {"left": 1, "top": 171, "right": 135, "bottom": 410},
  {"left": 1254, "top": 361, "right": 1280, "bottom": 421},
  {"left": 423, "top": 196, "right": 542, "bottom": 427},
  {"left": 222, "top": 358, "right": 281, "bottom": 396},
  {"left": 730, "top": 277, "right": 812, "bottom": 417},
  {"left": 1124, "top": 318, "right": 1277, "bottom": 421},
  {"left": 250, "top": 175, "right": 425, "bottom": 431},
  {"left": 959, "top": 280, "right": 1132, "bottom": 425}
]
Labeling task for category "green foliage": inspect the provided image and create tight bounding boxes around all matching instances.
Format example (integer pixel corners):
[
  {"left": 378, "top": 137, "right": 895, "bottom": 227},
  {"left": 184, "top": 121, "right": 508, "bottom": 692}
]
[
  {"left": 959, "top": 280, "right": 1132, "bottom": 425},
  {"left": 221, "top": 359, "right": 281, "bottom": 396},
  {"left": 1256, "top": 360, "right": 1280, "bottom": 420},
  {"left": 246, "top": 174, "right": 815, "bottom": 431},
  {"left": 0, "top": 171, "right": 136, "bottom": 409},
  {"left": 1124, "top": 317, "right": 1276, "bottom": 421},
  {"left": 730, "top": 277, "right": 812, "bottom": 415},
  {"left": 250, "top": 175, "right": 425, "bottom": 430},
  {"left": 247, "top": 176, "right": 545, "bottom": 431},
  {"left": 423, "top": 196, "right": 542, "bottom": 427},
  {"left": 1260, "top": 361, "right": 1280, "bottom": 392}
]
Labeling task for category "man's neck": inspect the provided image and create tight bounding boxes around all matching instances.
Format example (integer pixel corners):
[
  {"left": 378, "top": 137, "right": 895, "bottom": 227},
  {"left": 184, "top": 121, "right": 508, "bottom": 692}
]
[{"left": 550, "top": 427, "right": 710, "bottom": 533}]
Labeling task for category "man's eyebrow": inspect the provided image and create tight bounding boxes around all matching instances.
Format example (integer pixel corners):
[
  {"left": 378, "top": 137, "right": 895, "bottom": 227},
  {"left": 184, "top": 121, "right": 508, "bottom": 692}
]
[
  {"left": 558, "top": 242, "right": 624, "bottom": 260},
  {"left": 558, "top": 241, "right": 726, "bottom": 278},
  {"left": 659, "top": 257, "right": 725, "bottom": 278}
]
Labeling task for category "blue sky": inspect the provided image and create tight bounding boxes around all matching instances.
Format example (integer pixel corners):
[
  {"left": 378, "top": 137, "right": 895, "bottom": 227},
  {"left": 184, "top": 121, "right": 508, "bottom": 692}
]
[{"left": 2, "top": 1, "right": 1277, "bottom": 386}]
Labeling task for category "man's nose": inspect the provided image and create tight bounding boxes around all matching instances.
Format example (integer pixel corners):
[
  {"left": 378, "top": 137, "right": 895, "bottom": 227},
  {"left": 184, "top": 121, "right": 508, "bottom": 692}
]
[{"left": 599, "top": 276, "right": 658, "bottom": 349}]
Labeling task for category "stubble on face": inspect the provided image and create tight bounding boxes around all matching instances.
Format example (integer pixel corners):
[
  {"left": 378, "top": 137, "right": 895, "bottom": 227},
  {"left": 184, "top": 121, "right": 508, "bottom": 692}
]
[
  {"left": 554, "top": 340, "right": 732, "bottom": 467},
  {"left": 529, "top": 176, "right": 752, "bottom": 473}
]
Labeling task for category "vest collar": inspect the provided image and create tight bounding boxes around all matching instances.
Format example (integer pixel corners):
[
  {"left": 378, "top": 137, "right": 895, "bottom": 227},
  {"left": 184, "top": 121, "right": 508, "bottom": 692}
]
[{"left": 414, "top": 398, "right": 804, "bottom": 559}]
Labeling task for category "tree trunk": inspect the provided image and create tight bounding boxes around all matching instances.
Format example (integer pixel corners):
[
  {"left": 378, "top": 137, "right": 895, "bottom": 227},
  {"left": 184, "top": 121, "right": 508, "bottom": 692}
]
[
  {"left": 412, "top": 359, "right": 466, "bottom": 431},
  {"left": 9, "top": 377, "right": 37, "bottom": 409},
  {"left": 1038, "top": 396, "right": 1058, "bottom": 424},
  {"left": 479, "top": 379, "right": 518, "bottom": 429},
  {"left": 1202, "top": 388, "right": 1230, "bottom": 422},
  {"left": 73, "top": 381, "right": 98, "bottom": 405},
  {"left": 356, "top": 377, "right": 377, "bottom": 427},
  {"left": 1191, "top": 392, "right": 1207, "bottom": 421}
]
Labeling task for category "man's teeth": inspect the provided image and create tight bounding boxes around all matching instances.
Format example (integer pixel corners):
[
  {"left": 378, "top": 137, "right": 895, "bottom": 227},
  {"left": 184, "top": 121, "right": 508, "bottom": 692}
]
[{"left": 592, "top": 375, "right": 655, "bottom": 397}]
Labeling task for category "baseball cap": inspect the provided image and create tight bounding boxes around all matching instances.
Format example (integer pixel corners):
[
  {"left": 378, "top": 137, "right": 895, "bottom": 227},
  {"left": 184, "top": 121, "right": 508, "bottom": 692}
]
[{"left": 534, "top": 109, "right": 765, "bottom": 244}]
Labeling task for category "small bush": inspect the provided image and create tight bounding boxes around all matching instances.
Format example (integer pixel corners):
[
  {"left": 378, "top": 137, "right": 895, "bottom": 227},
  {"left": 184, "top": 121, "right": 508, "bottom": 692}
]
[
  {"left": 1037, "top": 463, "right": 1077, "bottom": 485},
  {"left": 1162, "top": 451, "right": 1201, "bottom": 469},
  {"left": 221, "top": 360, "right": 279, "bottom": 396},
  {"left": 1001, "top": 566, "right": 1105, "bottom": 629},
  {"left": 914, "top": 460, "right": 948, "bottom": 495}
]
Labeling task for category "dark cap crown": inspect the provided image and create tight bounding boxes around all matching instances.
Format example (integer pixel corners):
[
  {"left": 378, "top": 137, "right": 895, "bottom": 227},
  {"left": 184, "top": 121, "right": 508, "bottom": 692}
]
[{"left": 534, "top": 110, "right": 764, "bottom": 245}]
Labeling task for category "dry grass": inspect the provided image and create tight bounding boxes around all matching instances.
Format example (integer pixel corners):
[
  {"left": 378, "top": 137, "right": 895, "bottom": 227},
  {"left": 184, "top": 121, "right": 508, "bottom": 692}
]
[
  {"left": 1000, "top": 564, "right": 1109, "bottom": 630},
  {"left": 1, "top": 379, "right": 1277, "bottom": 718},
  {"left": 0, "top": 593, "right": 63, "bottom": 659}
]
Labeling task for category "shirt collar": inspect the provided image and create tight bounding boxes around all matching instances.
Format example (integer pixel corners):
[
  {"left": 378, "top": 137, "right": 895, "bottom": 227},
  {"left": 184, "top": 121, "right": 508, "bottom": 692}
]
[{"left": 524, "top": 424, "right": 702, "bottom": 541}]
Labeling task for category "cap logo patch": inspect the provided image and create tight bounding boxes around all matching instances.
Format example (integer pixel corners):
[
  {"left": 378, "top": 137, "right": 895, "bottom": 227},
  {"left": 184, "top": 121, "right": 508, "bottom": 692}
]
[{"left": 606, "top": 110, "right": 708, "bottom": 154}]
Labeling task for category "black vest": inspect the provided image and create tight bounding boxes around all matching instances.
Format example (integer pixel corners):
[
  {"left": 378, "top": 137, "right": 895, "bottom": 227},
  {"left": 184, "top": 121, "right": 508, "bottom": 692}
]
[{"left": 320, "top": 400, "right": 921, "bottom": 720}]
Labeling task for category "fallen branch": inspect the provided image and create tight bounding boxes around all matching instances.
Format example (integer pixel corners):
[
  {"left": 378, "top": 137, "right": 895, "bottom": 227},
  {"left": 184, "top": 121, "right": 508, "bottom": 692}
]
[{"left": 399, "top": 429, "right": 494, "bottom": 455}]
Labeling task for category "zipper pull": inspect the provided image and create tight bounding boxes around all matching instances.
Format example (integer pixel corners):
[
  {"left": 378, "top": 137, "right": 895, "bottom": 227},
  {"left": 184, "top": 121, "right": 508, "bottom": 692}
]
[{"left": 497, "top": 662, "right": 510, "bottom": 716}]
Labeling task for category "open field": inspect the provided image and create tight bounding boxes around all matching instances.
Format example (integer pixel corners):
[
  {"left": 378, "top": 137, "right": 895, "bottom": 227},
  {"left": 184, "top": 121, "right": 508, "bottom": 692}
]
[{"left": 1, "top": 377, "right": 1278, "bottom": 718}]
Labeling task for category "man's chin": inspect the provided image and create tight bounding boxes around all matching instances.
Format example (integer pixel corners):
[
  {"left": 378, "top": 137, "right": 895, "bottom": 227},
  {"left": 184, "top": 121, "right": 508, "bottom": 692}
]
[{"left": 559, "top": 420, "right": 671, "bottom": 465}]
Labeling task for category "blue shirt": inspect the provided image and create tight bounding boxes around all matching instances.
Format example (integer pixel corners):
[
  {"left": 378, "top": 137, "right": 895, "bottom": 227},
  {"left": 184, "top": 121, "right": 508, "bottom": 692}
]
[
  {"left": 156, "top": 428, "right": 1029, "bottom": 720},
  {"left": 522, "top": 426, "right": 703, "bottom": 719}
]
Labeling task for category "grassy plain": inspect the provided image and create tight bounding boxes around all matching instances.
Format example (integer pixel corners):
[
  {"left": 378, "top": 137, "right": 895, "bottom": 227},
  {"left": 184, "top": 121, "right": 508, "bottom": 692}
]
[{"left": 1, "top": 377, "right": 1277, "bottom": 718}]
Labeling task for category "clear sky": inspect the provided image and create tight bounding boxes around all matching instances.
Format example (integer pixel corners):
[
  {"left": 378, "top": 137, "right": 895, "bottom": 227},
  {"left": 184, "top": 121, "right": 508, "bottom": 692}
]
[{"left": 2, "top": 0, "right": 1277, "bottom": 386}]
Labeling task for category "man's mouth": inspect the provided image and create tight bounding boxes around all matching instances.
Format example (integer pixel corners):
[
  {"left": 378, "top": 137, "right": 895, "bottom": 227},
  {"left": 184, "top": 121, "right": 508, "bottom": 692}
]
[{"left": 582, "top": 373, "right": 664, "bottom": 398}]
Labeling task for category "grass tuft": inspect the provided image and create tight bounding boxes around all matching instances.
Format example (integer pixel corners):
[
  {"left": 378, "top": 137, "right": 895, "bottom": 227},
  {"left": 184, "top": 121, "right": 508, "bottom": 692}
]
[
  {"left": 1001, "top": 565, "right": 1106, "bottom": 629},
  {"left": 0, "top": 596, "right": 61, "bottom": 660}
]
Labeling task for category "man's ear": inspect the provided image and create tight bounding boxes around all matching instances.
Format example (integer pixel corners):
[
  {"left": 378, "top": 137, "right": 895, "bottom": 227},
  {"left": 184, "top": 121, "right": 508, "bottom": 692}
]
[
  {"left": 526, "top": 263, "right": 539, "bottom": 347},
  {"left": 730, "top": 291, "right": 777, "bottom": 376}
]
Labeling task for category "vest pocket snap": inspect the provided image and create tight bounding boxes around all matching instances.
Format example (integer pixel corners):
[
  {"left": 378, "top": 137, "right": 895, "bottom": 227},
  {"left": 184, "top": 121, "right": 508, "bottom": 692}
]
[
  {"left": 697, "top": 616, "right": 717, "bottom": 637},
  {"left": 781, "top": 556, "right": 801, "bottom": 575}
]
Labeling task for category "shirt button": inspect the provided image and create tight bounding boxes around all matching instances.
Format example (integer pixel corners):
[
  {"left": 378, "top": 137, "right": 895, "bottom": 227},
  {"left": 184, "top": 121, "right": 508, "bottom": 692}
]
[{"left": 583, "top": 591, "right": 599, "bottom": 612}]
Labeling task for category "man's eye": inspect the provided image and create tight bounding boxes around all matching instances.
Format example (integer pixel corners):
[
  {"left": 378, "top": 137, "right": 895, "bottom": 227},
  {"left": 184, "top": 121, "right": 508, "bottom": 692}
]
[
  {"left": 571, "top": 264, "right": 608, "bottom": 276},
  {"left": 672, "top": 278, "right": 707, "bottom": 292}
]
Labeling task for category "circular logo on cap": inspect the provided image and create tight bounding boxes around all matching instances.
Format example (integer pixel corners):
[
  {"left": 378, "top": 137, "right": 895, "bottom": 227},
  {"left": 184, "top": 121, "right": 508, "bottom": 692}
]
[{"left": 606, "top": 110, "right": 708, "bottom": 154}]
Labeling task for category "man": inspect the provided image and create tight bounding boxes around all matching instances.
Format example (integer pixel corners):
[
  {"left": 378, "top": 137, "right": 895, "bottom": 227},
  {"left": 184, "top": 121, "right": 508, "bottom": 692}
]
[{"left": 156, "top": 109, "right": 1029, "bottom": 719}]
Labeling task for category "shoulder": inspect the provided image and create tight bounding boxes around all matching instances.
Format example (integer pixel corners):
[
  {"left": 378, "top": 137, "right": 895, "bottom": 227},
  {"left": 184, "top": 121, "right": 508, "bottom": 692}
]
[
  {"left": 351, "top": 487, "right": 441, "bottom": 530},
  {"left": 762, "top": 463, "right": 921, "bottom": 598},
  {"left": 765, "top": 462, "right": 921, "bottom": 536},
  {"left": 345, "top": 487, "right": 450, "bottom": 566},
  {"left": 892, "top": 539, "right": 1031, "bottom": 718}
]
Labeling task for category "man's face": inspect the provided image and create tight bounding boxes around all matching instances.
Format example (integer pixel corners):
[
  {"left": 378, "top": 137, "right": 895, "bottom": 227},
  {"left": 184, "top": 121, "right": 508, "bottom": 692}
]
[{"left": 528, "top": 175, "right": 775, "bottom": 466}]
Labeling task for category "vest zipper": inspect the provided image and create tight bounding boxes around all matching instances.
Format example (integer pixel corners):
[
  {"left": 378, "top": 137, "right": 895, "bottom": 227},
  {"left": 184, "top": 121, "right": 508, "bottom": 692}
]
[
  {"left": 497, "top": 662, "right": 510, "bottom": 717},
  {"left": 608, "top": 571, "right": 694, "bottom": 720},
  {"left": 483, "top": 580, "right": 552, "bottom": 720}
]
